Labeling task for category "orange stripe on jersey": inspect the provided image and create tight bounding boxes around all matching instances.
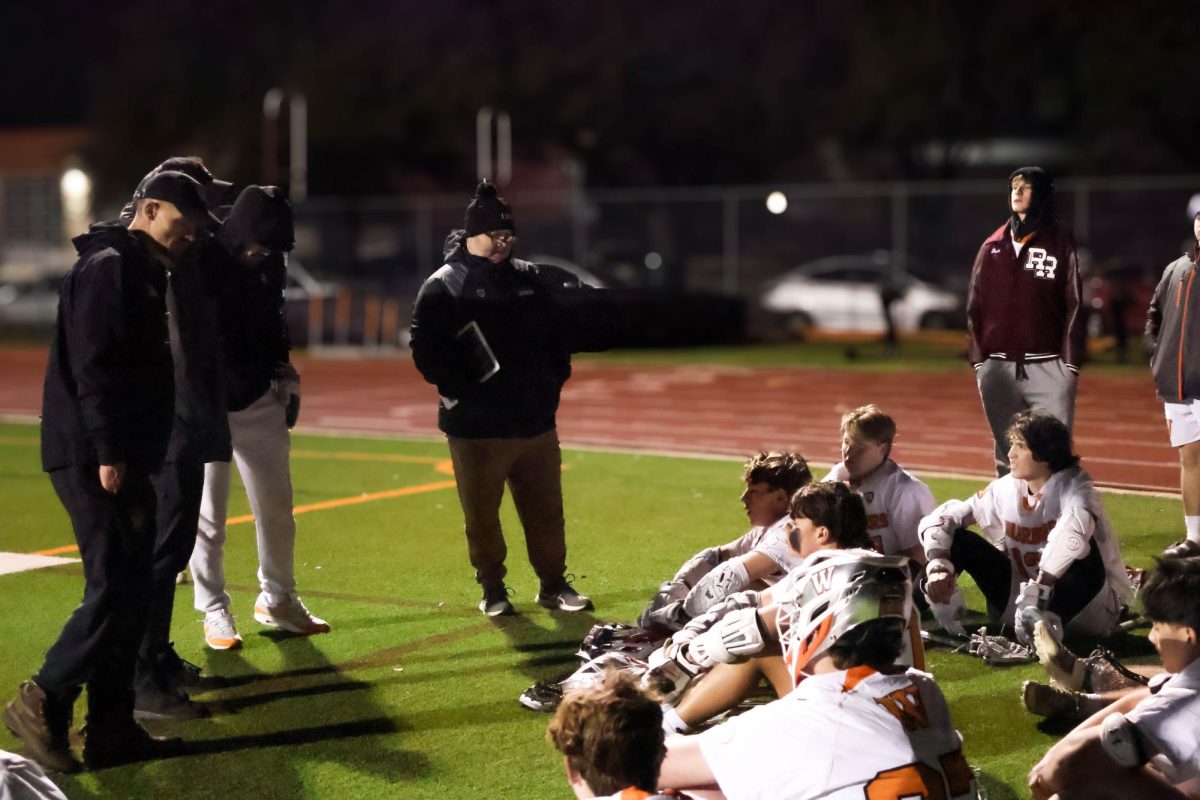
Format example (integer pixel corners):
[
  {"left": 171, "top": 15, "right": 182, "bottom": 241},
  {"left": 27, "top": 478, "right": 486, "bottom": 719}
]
[
  {"left": 842, "top": 665, "right": 877, "bottom": 692},
  {"left": 873, "top": 684, "right": 930, "bottom": 732}
]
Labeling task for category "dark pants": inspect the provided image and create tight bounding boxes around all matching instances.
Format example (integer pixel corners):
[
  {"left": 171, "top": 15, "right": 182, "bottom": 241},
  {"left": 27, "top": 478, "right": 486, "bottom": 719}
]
[
  {"left": 35, "top": 464, "right": 157, "bottom": 724},
  {"left": 949, "top": 527, "right": 1106, "bottom": 625},
  {"left": 137, "top": 458, "right": 205, "bottom": 673},
  {"left": 447, "top": 429, "right": 568, "bottom": 590}
]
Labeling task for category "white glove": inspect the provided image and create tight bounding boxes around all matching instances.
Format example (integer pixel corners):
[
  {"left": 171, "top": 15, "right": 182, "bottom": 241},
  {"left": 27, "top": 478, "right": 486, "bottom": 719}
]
[
  {"left": 1013, "top": 580, "right": 1053, "bottom": 646},
  {"left": 687, "top": 608, "right": 766, "bottom": 667},
  {"left": 929, "top": 588, "right": 967, "bottom": 637},
  {"left": 641, "top": 641, "right": 706, "bottom": 705}
]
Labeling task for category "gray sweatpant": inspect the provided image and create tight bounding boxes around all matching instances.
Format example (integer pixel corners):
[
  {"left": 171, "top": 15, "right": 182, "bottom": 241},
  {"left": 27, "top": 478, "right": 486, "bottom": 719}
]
[{"left": 976, "top": 357, "right": 1077, "bottom": 475}]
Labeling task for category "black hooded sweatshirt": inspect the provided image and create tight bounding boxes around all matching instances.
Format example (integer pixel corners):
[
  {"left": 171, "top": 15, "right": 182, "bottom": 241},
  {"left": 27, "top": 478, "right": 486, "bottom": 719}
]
[{"left": 41, "top": 222, "right": 174, "bottom": 473}]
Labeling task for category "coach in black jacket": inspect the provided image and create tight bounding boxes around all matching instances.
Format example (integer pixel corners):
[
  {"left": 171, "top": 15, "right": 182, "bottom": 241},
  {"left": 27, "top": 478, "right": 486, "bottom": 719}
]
[
  {"left": 410, "top": 181, "right": 592, "bottom": 618},
  {"left": 3, "top": 172, "right": 217, "bottom": 773}
]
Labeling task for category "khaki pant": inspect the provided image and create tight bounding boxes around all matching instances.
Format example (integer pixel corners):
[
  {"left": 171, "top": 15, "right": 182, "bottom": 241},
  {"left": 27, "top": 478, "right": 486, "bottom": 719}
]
[{"left": 447, "top": 429, "right": 567, "bottom": 589}]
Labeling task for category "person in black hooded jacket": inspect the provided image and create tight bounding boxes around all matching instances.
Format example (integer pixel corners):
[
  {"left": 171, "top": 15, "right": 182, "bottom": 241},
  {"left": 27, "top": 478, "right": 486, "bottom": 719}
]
[
  {"left": 966, "top": 167, "right": 1084, "bottom": 475},
  {"left": 4, "top": 171, "right": 218, "bottom": 773},
  {"left": 410, "top": 181, "right": 593, "bottom": 617},
  {"left": 188, "top": 186, "right": 330, "bottom": 653}
]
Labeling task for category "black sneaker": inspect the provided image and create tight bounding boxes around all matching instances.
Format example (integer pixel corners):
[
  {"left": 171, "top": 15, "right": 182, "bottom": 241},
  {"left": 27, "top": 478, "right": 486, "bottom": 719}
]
[
  {"left": 479, "top": 585, "right": 515, "bottom": 617},
  {"left": 519, "top": 681, "right": 563, "bottom": 712},
  {"left": 134, "top": 683, "right": 210, "bottom": 721},
  {"left": 1163, "top": 539, "right": 1200, "bottom": 559},
  {"left": 535, "top": 577, "right": 592, "bottom": 612},
  {"left": 157, "top": 644, "right": 206, "bottom": 691}
]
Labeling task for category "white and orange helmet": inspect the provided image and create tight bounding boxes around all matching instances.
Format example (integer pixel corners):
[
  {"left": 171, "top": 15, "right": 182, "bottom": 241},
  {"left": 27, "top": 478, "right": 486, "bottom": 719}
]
[{"left": 774, "top": 549, "right": 912, "bottom": 686}]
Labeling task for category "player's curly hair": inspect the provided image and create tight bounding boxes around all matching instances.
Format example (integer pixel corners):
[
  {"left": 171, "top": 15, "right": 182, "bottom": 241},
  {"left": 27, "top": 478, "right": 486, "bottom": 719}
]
[
  {"left": 1141, "top": 558, "right": 1200, "bottom": 634},
  {"left": 1006, "top": 410, "right": 1080, "bottom": 472},
  {"left": 743, "top": 451, "right": 812, "bottom": 497},
  {"left": 788, "top": 482, "right": 871, "bottom": 549},
  {"left": 546, "top": 669, "right": 665, "bottom": 795}
]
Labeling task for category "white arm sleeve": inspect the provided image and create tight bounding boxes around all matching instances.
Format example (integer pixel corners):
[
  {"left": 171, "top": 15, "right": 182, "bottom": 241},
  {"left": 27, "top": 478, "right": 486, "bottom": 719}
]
[
  {"left": 1038, "top": 504, "right": 1096, "bottom": 578},
  {"left": 919, "top": 499, "right": 976, "bottom": 555},
  {"left": 682, "top": 558, "right": 752, "bottom": 617},
  {"left": 671, "top": 547, "right": 722, "bottom": 587}
]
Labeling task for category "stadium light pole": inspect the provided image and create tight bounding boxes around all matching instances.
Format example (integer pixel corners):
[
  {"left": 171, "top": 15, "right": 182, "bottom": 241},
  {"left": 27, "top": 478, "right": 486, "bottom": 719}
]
[{"left": 476, "top": 107, "right": 512, "bottom": 186}]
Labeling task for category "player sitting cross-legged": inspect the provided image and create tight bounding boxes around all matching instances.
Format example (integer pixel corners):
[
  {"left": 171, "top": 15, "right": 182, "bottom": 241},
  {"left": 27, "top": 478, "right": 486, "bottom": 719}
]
[
  {"left": 656, "top": 549, "right": 978, "bottom": 799},
  {"left": 920, "top": 410, "right": 1133, "bottom": 649},
  {"left": 1028, "top": 558, "right": 1200, "bottom": 800}
]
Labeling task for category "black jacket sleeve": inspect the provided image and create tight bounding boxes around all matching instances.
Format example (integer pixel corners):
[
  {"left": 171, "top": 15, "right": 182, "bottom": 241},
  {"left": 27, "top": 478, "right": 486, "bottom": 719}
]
[
  {"left": 1146, "top": 265, "right": 1170, "bottom": 355},
  {"left": 66, "top": 252, "right": 131, "bottom": 465},
  {"left": 409, "top": 278, "right": 474, "bottom": 400}
]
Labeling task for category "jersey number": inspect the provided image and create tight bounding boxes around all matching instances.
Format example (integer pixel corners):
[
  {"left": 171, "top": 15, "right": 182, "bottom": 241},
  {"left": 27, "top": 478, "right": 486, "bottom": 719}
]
[
  {"left": 864, "top": 751, "right": 974, "bottom": 799},
  {"left": 1008, "top": 547, "right": 1040, "bottom": 581}
]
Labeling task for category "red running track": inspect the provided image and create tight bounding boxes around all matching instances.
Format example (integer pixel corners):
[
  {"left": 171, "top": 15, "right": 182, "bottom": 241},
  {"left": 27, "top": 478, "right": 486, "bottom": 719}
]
[{"left": 0, "top": 347, "right": 1177, "bottom": 493}]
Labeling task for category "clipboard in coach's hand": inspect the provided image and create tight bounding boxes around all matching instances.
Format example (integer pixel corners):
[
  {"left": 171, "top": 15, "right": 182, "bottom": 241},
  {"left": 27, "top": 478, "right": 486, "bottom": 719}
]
[{"left": 456, "top": 320, "right": 500, "bottom": 383}]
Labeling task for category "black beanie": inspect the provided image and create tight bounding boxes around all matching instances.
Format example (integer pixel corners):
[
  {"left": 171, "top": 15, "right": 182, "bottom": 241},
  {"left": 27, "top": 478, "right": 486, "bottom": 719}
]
[
  {"left": 219, "top": 185, "right": 295, "bottom": 254},
  {"left": 463, "top": 180, "right": 515, "bottom": 236},
  {"left": 1008, "top": 166, "right": 1056, "bottom": 240}
]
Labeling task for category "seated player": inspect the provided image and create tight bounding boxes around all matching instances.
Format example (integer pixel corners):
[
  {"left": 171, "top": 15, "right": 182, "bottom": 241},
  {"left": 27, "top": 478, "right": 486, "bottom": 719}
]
[
  {"left": 641, "top": 452, "right": 813, "bottom": 631},
  {"left": 547, "top": 670, "right": 683, "bottom": 800},
  {"left": 659, "top": 430, "right": 933, "bottom": 735},
  {"left": 823, "top": 404, "right": 933, "bottom": 568},
  {"left": 656, "top": 550, "right": 977, "bottom": 799},
  {"left": 920, "top": 410, "right": 1133, "bottom": 644},
  {"left": 1028, "top": 559, "right": 1200, "bottom": 800},
  {"left": 520, "top": 453, "right": 810, "bottom": 712},
  {"left": 657, "top": 481, "right": 910, "bottom": 733}
]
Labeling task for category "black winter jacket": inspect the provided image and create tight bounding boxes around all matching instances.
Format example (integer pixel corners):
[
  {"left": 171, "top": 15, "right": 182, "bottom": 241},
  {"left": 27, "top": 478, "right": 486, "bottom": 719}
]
[
  {"left": 41, "top": 223, "right": 174, "bottom": 472},
  {"left": 216, "top": 251, "right": 292, "bottom": 412},
  {"left": 410, "top": 234, "right": 582, "bottom": 438},
  {"left": 1146, "top": 249, "right": 1200, "bottom": 403}
]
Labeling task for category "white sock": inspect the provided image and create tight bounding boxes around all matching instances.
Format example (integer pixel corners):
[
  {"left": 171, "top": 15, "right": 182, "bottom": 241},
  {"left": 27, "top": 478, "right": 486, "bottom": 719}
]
[
  {"left": 1186, "top": 516, "right": 1200, "bottom": 543},
  {"left": 661, "top": 705, "right": 691, "bottom": 735}
]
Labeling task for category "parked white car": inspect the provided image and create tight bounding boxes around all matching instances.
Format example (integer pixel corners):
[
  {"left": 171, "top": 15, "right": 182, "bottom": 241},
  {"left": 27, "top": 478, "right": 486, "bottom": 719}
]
[{"left": 760, "top": 251, "right": 960, "bottom": 335}]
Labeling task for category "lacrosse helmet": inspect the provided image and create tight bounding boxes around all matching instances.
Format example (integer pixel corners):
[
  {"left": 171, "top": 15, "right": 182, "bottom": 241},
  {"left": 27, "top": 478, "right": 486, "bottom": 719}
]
[{"left": 774, "top": 548, "right": 912, "bottom": 685}]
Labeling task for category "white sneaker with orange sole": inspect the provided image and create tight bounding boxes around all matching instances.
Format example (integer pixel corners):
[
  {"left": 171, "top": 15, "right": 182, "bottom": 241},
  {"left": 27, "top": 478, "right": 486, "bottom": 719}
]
[
  {"left": 253, "top": 593, "right": 330, "bottom": 635},
  {"left": 203, "top": 609, "right": 243, "bottom": 651}
]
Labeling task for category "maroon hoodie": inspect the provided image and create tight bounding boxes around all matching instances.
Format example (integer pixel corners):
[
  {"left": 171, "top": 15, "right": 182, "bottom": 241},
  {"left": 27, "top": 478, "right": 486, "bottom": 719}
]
[{"left": 966, "top": 221, "right": 1085, "bottom": 369}]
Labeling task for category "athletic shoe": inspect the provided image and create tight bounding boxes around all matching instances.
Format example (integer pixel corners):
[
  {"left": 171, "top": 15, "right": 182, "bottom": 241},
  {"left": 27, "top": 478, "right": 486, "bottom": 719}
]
[
  {"left": 1163, "top": 538, "right": 1200, "bottom": 559},
  {"left": 518, "top": 680, "right": 563, "bottom": 712},
  {"left": 175, "top": 570, "right": 190, "bottom": 585},
  {"left": 1033, "top": 620, "right": 1085, "bottom": 691},
  {"left": 204, "top": 609, "right": 243, "bottom": 651},
  {"left": 480, "top": 584, "right": 515, "bottom": 617},
  {"left": 2, "top": 681, "right": 81, "bottom": 774},
  {"left": 536, "top": 578, "right": 593, "bottom": 612},
  {"left": 134, "top": 683, "right": 210, "bottom": 721},
  {"left": 1022, "top": 680, "right": 1080, "bottom": 719},
  {"left": 83, "top": 721, "right": 182, "bottom": 770},
  {"left": 253, "top": 593, "right": 331, "bottom": 635}
]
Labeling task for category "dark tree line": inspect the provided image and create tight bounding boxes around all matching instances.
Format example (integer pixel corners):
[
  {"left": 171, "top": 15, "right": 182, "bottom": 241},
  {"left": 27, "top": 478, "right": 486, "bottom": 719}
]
[{"left": 2, "top": 0, "right": 1198, "bottom": 204}]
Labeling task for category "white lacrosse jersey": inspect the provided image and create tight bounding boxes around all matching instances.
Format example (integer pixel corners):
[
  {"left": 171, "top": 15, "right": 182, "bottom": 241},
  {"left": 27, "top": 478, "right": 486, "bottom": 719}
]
[
  {"left": 696, "top": 667, "right": 975, "bottom": 800},
  {"left": 925, "top": 467, "right": 1133, "bottom": 629},
  {"left": 824, "top": 459, "right": 935, "bottom": 556},
  {"left": 1115, "top": 658, "right": 1200, "bottom": 785},
  {"left": 722, "top": 516, "right": 800, "bottom": 585}
]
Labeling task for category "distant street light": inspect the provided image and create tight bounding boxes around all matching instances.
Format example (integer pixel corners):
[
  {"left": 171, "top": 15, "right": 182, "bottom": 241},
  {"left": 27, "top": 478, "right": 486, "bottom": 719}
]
[
  {"left": 765, "top": 191, "right": 788, "bottom": 215},
  {"left": 60, "top": 167, "right": 92, "bottom": 234}
]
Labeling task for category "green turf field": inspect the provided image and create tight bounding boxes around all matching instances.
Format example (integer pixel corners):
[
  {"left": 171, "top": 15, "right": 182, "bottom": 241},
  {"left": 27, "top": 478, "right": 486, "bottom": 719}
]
[{"left": 0, "top": 420, "right": 1179, "bottom": 799}]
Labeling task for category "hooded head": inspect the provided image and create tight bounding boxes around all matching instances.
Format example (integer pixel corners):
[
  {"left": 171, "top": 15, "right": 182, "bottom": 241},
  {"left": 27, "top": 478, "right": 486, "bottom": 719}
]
[
  {"left": 218, "top": 185, "right": 295, "bottom": 267},
  {"left": 1008, "top": 166, "right": 1055, "bottom": 240}
]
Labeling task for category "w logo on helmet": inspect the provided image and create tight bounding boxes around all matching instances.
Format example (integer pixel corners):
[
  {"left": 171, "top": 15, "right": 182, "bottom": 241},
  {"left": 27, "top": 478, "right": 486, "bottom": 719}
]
[{"left": 1025, "top": 248, "right": 1058, "bottom": 280}]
